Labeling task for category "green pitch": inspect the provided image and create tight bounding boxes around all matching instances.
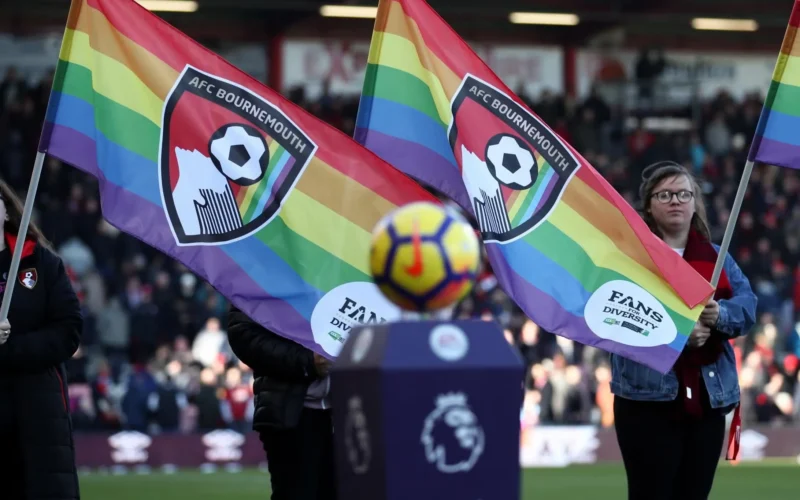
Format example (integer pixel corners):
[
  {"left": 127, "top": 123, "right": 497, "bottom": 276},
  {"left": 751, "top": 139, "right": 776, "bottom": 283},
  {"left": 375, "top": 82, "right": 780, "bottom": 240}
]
[{"left": 79, "top": 461, "right": 800, "bottom": 499}]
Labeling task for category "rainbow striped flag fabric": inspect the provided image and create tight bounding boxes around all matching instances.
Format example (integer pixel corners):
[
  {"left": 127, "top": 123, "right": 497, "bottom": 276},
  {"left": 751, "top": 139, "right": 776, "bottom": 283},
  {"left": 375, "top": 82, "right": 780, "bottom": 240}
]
[
  {"left": 355, "top": 0, "right": 715, "bottom": 373},
  {"left": 39, "top": 0, "right": 438, "bottom": 359},
  {"left": 749, "top": 0, "right": 800, "bottom": 169}
]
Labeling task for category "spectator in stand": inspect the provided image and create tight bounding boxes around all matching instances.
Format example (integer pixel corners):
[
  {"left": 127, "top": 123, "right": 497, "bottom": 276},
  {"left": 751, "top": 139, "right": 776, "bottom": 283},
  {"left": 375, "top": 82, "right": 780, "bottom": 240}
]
[
  {"left": 0, "top": 180, "right": 83, "bottom": 499},
  {"left": 194, "top": 367, "right": 225, "bottom": 432},
  {"left": 221, "top": 366, "right": 254, "bottom": 434},
  {"left": 121, "top": 363, "right": 158, "bottom": 432},
  {"left": 705, "top": 112, "right": 732, "bottom": 159},
  {"left": 634, "top": 47, "right": 666, "bottom": 104},
  {"left": 593, "top": 364, "right": 614, "bottom": 428},
  {"left": 0, "top": 67, "right": 24, "bottom": 111},
  {"left": 611, "top": 162, "right": 757, "bottom": 500},
  {"left": 149, "top": 368, "right": 188, "bottom": 434},
  {"left": 571, "top": 107, "right": 602, "bottom": 158},
  {"left": 91, "top": 358, "right": 122, "bottom": 430},
  {"left": 2, "top": 66, "right": 800, "bottom": 434},
  {"left": 192, "top": 316, "right": 231, "bottom": 368}
]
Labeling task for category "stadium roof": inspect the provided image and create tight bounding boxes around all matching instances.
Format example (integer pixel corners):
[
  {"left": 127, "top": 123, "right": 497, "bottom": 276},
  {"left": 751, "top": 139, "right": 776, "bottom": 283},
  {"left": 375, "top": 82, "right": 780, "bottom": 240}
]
[{"left": 0, "top": 0, "right": 794, "bottom": 50}]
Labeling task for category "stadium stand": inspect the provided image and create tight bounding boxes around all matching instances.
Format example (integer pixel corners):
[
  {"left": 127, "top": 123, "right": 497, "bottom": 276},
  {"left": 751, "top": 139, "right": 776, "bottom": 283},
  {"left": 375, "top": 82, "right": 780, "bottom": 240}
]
[{"left": 1, "top": 65, "right": 798, "bottom": 437}]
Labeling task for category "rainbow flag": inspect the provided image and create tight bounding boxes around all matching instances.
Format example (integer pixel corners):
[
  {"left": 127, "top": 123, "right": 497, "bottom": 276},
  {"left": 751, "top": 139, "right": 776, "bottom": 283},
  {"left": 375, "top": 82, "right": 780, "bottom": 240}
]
[
  {"left": 39, "top": 0, "right": 438, "bottom": 359},
  {"left": 355, "top": 0, "right": 715, "bottom": 373},
  {"left": 749, "top": 0, "right": 800, "bottom": 169}
]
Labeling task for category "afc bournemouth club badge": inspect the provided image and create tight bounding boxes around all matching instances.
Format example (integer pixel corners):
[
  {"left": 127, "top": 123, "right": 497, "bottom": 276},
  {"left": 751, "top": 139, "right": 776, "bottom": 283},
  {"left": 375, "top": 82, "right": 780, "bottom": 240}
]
[
  {"left": 19, "top": 268, "right": 37, "bottom": 290},
  {"left": 448, "top": 74, "right": 580, "bottom": 244},
  {"left": 159, "top": 65, "right": 318, "bottom": 246}
]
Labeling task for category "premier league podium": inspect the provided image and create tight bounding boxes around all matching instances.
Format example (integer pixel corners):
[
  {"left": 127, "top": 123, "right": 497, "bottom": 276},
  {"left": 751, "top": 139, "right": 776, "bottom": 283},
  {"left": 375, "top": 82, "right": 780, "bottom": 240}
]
[{"left": 330, "top": 320, "right": 525, "bottom": 500}]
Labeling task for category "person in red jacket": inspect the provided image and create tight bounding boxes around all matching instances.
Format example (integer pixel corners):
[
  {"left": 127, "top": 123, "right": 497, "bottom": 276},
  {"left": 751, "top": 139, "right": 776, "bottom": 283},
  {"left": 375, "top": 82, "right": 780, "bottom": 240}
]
[
  {"left": 222, "top": 366, "right": 254, "bottom": 434},
  {"left": 0, "top": 180, "right": 83, "bottom": 499}
]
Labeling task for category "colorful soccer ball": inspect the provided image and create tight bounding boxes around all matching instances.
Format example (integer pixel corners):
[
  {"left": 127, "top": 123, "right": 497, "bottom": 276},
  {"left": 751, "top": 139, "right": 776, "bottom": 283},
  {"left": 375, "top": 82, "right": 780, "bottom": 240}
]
[{"left": 369, "top": 201, "right": 481, "bottom": 312}]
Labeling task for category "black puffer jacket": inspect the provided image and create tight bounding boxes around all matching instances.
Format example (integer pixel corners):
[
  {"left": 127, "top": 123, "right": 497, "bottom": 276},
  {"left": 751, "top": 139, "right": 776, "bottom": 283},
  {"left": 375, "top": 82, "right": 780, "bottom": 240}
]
[
  {"left": 0, "top": 235, "right": 83, "bottom": 499},
  {"left": 227, "top": 305, "right": 319, "bottom": 430}
]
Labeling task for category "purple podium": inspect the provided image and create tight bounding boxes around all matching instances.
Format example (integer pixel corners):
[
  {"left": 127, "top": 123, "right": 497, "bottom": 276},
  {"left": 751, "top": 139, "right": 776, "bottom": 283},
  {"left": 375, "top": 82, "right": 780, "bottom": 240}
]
[{"left": 330, "top": 320, "right": 525, "bottom": 500}]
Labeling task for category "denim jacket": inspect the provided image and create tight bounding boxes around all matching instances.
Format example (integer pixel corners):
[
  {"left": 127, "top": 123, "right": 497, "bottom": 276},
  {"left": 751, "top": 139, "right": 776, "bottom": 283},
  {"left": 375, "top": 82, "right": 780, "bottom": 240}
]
[{"left": 611, "top": 246, "right": 757, "bottom": 412}]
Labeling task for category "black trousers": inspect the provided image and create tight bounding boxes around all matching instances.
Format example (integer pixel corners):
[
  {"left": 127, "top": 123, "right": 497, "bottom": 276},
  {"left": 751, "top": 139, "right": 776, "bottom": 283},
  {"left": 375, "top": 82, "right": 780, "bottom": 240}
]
[
  {"left": 0, "top": 395, "right": 24, "bottom": 499},
  {"left": 0, "top": 440, "right": 24, "bottom": 497},
  {"left": 614, "top": 396, "right": 726, "bottom": 500},
  {"left": 259, "top": 408, "right": 337, "bottom": 500}
]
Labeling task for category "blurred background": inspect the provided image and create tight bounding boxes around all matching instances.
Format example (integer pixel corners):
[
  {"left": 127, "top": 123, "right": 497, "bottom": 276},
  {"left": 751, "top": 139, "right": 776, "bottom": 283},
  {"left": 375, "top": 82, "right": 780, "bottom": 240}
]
[{"left": 2, "top": 0, "right": 800, "bottom": 497}]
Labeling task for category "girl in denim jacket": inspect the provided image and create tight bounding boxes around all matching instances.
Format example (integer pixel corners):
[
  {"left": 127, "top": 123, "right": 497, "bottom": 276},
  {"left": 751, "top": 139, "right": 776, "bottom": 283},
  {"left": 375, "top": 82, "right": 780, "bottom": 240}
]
[{"left": 611, "top": 162, "right": 757, "bottom": 500}]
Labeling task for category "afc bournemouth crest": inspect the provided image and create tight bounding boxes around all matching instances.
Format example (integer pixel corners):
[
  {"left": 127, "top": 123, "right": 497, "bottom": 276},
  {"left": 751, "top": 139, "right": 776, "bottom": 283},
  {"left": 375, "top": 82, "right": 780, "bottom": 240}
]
[
  {"left": 448, "top": 74, "right": 581, "bottom": 243},
  {"left": 19, "top": 268, "right": 37, "bottom": 289},
  {"left": 159, "top": 65, "right": 318, "bottom": 246}
]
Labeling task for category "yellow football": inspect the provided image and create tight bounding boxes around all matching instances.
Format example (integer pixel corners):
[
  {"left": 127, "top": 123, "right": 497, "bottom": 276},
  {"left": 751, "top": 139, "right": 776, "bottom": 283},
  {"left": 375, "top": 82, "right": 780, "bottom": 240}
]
[{"left": 369, "top": 201, "right": 481, "bottom": 312}]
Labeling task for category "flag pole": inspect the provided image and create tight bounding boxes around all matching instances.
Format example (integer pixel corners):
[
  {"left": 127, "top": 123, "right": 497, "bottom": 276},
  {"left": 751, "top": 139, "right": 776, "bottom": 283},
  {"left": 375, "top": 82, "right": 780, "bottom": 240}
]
[
  {"left": 0, "top": 151, "right": 47, "bottom": 321},
  {"left": 709, "top": 159, "right": 755, "bottom": 288}
]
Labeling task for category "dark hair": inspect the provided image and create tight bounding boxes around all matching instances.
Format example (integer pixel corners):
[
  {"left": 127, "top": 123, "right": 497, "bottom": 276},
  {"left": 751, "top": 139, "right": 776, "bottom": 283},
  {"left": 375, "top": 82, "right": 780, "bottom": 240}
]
[
  {"left": 638, "top": 161, "right": 711, "bottom": 240},
  {"left": 0, "top": 179, "right": 52, "bottom": 250}
]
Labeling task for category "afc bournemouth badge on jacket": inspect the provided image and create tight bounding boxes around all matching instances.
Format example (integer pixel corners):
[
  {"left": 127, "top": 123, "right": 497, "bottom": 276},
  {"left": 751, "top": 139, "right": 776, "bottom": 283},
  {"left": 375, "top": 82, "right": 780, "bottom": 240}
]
[{"left": 19, "top": 268, "right": 37, "bottom": 289}]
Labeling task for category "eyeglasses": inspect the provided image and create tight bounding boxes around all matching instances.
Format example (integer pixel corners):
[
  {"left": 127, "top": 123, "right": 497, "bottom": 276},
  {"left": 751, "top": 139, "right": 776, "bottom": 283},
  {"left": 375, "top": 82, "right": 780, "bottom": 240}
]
[{"left": 652, "top": 190, "right": 694, "bottom": 204}]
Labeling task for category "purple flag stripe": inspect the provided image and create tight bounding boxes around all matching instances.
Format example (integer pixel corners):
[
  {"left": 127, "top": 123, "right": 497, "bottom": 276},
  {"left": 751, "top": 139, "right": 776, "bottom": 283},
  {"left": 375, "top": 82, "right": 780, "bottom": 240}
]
[
  {"left": 485, "top": 244, "right": 678, "bottom": 374},
  {"left": 355, "top": 127, "right": 472, "bottom": 210},
  {"left": 533, "top": 171, "right": 559, "bottom": 214},
  {"left": 749, "top": 135, "right": 800, "bottom": 170},
  {"left": 245, "top": 150, "right": 296, "bottom": 225},
  {"left": 42, "top": 122, "right": 322, "bottom": 353}
]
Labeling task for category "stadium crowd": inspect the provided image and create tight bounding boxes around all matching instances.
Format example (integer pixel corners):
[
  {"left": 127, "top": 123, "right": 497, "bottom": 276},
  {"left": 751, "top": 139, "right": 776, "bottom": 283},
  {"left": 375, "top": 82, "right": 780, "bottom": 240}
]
[{"left": 1, "top": 65, "right": 799, "bottom": 436}]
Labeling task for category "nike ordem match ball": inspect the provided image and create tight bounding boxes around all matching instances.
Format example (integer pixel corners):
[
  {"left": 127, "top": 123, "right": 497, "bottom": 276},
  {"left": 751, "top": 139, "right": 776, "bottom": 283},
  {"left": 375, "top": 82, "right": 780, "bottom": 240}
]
[{"left": 369, "top": 201, "right": 481, "bottom": 312}]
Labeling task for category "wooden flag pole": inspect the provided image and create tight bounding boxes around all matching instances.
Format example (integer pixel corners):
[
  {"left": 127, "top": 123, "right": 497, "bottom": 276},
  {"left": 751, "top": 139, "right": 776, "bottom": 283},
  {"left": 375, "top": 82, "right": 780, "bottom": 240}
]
[
  {"left": 709, "top": 159, "right": 755, "bottom": 288},
  {"left": 0, "top": 151, "right": 47, "bottom": 321}
]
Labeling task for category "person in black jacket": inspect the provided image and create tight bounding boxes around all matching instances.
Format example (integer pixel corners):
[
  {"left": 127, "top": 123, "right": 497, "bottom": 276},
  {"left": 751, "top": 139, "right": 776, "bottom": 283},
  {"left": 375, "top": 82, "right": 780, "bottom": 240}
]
[
  {"left": 227, "top": 305, "right": 334, "bottom": 500},
  {"left": 0, "top": 180, "right": 83, "bottom": 500}
]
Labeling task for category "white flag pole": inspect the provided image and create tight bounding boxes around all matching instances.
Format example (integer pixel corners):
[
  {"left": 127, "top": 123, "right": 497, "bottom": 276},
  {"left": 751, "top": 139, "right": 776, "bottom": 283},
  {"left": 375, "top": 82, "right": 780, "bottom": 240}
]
[
  {"left": 709, "top": 159, "right": 755, "bottom": 288},
  {"left": 0, "top": 151, "right": 47, "bottom": 321}
]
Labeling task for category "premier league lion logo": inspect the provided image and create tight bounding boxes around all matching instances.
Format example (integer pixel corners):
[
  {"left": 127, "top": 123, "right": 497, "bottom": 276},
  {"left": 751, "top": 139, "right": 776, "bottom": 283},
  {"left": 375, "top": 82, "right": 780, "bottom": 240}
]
[
  {"left": 420, "top": 392, "right": 485, "bottom": 473},
  {"left": 343, "top": 395, "right": 371, "bottom": 474}
]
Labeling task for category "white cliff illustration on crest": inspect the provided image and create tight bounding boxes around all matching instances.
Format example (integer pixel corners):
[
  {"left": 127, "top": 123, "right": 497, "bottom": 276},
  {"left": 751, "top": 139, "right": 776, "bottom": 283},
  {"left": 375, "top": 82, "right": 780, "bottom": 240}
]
[
  {"left": 172, "top": 147, "right": 243, "bottom": 238},
  {"left": 460, "top": 145, "right": 511, "bottom": 234}
]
